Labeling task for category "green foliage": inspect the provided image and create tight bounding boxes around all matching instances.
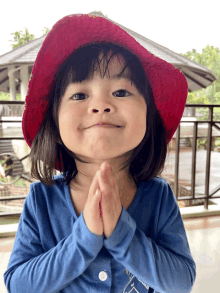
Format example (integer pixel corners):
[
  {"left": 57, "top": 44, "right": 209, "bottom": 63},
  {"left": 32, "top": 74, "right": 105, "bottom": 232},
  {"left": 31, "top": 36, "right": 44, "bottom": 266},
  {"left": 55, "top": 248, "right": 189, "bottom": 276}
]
[
  {"left": 16, "top": 94, "right": 21, "bottom": 100},
  {"left": 197, "top": 138, "right": 207, "bottom": 150},
  {"left": 0, "top": 92, "right": 10, "bottom": 101},
  {"left": 0, "top": 92, "right": 21, "bottom": 101},
  {"left": 180, "top": 45, "right": 220, "bottom": 105},
  {"left": 195, "top": 106, "right": 220, "bottom": 121},
  {"left": 186, "top": 92, "right": 209, "bottom": 105},
  {"left": 10, "top": 27, "right": 50, "bottom": 49},
  {"left": 10, "top": 28, "right": 35, "bottom": 49},
  {"left": 197, "top": 137, "right": 220, "bottom": 150},
  {"left": 14, "top": 178, "right": 26, "bottom": 187},
  {"left": 215, "top": 138, "right": 220, "bottom": 147},
  {"left": 181, "top": 45, "right": 220, "bottom": 122},
  {"left": 0, "top": 177, "right": 26, "bottom": 186},
  {"left": 42, "top": 27, "right": 50, "bottom": 34}
]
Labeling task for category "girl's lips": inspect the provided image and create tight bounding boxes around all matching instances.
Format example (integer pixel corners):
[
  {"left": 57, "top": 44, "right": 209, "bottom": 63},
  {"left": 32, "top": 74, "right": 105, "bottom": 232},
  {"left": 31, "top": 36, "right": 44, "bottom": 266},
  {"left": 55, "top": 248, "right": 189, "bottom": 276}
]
[
  {"left": 95, "top": 123, "right": 121, "bottom": 127},
  {"left": 92, "top": 125, "right": 121, "bottom": 128},
  {"left": 85, "top": 124, "right": 122, "bottom": 129}
]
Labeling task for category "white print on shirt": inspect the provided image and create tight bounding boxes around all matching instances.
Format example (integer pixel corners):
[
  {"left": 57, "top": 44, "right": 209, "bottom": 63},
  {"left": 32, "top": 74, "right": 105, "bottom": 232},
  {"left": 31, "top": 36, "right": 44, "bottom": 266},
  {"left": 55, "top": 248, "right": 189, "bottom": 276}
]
[{"left": 124, "top": 270, "right": 150, "bottom": 293}]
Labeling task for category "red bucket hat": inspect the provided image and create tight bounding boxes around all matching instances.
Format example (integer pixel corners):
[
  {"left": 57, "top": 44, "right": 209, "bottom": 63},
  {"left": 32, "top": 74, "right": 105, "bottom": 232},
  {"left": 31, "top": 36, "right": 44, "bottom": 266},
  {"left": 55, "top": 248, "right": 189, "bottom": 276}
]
[{"left": 22, "top": 13, "right": 188, "bottom": 170}]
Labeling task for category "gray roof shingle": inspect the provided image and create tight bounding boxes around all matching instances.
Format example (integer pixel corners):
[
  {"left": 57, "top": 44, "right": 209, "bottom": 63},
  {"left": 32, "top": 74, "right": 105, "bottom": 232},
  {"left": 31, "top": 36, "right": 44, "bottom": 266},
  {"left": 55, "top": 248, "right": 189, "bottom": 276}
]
[{"left": 0, "top": 35, "right": 46, "bottom": 66}]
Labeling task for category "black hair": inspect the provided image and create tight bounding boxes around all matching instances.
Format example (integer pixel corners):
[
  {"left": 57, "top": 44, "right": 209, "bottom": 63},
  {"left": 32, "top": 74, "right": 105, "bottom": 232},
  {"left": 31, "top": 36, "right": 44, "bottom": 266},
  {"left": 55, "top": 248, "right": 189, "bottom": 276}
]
[{"left": 30, "top": 42, "right": 167, "bottom": 189}]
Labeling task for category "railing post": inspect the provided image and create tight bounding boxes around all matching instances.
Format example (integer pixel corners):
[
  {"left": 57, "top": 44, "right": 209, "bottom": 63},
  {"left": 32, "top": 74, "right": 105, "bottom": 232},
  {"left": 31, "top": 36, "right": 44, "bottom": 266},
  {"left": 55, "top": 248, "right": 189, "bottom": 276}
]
[
  {"left": 174, "top": 125, "right": 180, "bottom": 199},
  {"left": 191, "top": 122, "right": 198, "bottom": 203},
  {"left": 204, "top": 106, "right": 213, "bottom": 210}
]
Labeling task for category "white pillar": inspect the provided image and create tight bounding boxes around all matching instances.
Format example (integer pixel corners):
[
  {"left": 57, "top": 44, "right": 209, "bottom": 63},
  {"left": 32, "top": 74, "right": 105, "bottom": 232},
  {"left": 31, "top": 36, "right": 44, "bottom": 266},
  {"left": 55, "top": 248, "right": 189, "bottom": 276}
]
[
  {"left": 20, "top": 65, "right": 31, "bottom": 172},
  {"left": 20, "top": 65, "right": 29, "bottom": 101},
  {"left": 8, "top": 66, "right": 16, "bottom": 101}
]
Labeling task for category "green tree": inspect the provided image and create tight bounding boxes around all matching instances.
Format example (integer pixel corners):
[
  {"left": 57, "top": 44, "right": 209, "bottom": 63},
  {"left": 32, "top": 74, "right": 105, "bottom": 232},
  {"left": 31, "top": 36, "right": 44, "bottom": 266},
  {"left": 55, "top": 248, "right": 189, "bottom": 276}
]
[
  {"left": 10, "top": 27, "right": 50, "bottom": 49},
  {"left": 179, "top": 45, "right": 220, "bottom": 105},
  {"left": 42, "top": 27, "right": 50, "bottom": 34},
  {"left": 180, "top": 46, "right": 220, "bottom": 124},
  {"left": 0, "top": 92, "right": 10, "bottom": 101},
  {"left": 10, "top": 28, "right": 35, "bottom": 49}
]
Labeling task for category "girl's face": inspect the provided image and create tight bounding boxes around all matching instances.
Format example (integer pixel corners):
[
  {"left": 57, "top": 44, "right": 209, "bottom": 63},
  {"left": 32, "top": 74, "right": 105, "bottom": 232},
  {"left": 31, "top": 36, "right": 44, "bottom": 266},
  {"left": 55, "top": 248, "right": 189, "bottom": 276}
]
[{"left": 58, "top": 53, "right": 147, "bottom": 164}]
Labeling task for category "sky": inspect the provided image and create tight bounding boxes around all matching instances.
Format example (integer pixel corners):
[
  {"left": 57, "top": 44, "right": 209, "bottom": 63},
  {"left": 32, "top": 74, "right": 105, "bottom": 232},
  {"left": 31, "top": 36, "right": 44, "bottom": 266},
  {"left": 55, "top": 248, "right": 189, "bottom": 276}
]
[{"left": 0, "top": 0, "right": 219, "bottom": 57}]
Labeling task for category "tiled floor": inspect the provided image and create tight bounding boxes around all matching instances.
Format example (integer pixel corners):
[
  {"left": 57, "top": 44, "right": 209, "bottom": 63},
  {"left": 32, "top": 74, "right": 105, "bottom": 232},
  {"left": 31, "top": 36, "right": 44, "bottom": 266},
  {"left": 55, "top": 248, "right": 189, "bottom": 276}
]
[
  {"left": 0, "top": 237, "right": 15, "bottom": 293},
  {"left": 1, "top": 216, "right": 220, "bottom": 293},
  {"left": 184, "top": 216, "right": 220, "bottom": 292}
]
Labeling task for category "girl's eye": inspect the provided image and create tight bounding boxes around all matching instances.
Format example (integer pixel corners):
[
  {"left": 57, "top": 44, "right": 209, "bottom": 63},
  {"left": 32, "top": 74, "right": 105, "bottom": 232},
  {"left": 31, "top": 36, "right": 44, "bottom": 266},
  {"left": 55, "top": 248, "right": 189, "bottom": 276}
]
[
  {"left": 71, "top": 93, "right": 87, "bottom": 100},
  {"left": 71, "top": 89, "right": 130, "bottom": 100},
  {"left": 113, "top": 90, "right": 131, "bottom": 97}
]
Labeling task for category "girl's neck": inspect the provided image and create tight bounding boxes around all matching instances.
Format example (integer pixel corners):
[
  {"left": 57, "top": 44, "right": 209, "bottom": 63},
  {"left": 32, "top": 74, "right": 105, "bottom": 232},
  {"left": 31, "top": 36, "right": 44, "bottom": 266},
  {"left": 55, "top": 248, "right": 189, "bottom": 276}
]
[{"left": 69, "top": 165, "right": 137, "bottom": 197}]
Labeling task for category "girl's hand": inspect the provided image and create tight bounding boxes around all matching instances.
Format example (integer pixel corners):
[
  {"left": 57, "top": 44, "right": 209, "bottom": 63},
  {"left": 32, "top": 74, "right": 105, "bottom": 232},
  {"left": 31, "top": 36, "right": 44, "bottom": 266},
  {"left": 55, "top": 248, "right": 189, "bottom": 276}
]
[
  {"left": 97, "top": 161, "right": 122, "bottom": 239},
  {"left": 83, "top": 171, "right": 104, "bottom": 236}
]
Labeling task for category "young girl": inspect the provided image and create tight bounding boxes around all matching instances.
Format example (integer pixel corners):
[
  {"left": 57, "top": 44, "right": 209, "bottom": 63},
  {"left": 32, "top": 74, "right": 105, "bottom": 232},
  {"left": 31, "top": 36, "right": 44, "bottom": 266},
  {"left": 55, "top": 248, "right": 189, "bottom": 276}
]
[{"left": 4, "top": 14, "right": 196, "bottom": 293}]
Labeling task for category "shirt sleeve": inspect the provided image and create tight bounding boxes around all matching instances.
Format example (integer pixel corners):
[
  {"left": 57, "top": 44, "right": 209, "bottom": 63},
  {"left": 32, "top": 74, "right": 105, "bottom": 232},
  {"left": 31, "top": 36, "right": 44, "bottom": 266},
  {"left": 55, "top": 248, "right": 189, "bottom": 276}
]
[
  {"left": 4, "top": 184, "right": 104, "bottom": 293},
  {"left": 104, "top": 180, "right": 196, "bottom": 293}
]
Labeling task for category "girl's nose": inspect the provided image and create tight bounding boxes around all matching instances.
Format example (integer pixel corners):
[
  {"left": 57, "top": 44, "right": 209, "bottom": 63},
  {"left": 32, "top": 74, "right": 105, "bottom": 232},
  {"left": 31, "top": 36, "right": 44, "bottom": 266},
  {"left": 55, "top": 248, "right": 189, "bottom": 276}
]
[
  {"left": 88, "top": 91, "right": 115, "bottom": 113},
  {"left": 92, "top": 107, "right": 111, "bottom": 113}
]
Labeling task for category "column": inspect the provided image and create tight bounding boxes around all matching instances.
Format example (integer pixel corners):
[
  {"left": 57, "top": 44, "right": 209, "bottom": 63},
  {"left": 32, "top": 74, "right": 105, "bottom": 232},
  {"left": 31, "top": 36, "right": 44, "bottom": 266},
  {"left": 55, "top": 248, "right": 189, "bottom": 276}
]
[
  {"left": 8, "top": 66, "right": 16, "bottom": 101},
  {"left": 20, "top": 65, "right": 29, "bottom": 101},
  {"left": 20, "top": 65, "right": 30, "bottom": 172}
]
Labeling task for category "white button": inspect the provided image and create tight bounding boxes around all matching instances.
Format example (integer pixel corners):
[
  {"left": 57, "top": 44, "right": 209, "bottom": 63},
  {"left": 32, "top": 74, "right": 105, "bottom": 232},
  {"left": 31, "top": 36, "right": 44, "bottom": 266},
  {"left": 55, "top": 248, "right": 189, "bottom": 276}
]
[{"left": 99, "top": 271, "right": 107, "bottom": 281}]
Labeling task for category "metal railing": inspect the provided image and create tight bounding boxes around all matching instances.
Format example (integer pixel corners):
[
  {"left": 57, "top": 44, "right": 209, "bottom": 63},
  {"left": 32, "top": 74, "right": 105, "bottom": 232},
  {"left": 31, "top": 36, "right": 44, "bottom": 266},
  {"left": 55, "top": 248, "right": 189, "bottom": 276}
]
[
  {"left": 0, "top": 102, "right": 219, "bottom": 218},
  {"left": 0, "top": 101, "right": 34, "bottom": 218},
  {"left": 173, "top": 104, "right": 220, "bottom": 210}
]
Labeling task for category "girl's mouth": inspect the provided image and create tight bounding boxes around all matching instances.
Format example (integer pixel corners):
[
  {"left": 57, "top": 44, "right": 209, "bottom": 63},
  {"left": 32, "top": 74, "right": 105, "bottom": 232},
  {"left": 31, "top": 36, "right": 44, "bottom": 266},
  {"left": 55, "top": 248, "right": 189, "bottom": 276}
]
[{"left": 92, "top": 125, "right": 121, "bottom": 128}]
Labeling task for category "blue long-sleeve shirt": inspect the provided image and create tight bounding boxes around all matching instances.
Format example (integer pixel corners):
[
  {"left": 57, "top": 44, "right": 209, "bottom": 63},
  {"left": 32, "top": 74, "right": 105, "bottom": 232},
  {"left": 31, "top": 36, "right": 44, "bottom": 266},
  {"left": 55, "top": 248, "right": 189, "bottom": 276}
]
[{"left": 4, "top": 174, "right": 196, "bottom": 293}]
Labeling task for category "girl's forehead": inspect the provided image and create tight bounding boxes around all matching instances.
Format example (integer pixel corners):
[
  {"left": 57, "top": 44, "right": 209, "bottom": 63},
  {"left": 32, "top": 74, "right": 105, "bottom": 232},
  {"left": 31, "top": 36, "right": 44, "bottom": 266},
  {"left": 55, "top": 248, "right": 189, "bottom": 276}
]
[
  {"left": 90, "top": 52, "right": 131, "bottom": 79},
  {"left": 100, "top": 51, "right": 126, "bottom": 69}
]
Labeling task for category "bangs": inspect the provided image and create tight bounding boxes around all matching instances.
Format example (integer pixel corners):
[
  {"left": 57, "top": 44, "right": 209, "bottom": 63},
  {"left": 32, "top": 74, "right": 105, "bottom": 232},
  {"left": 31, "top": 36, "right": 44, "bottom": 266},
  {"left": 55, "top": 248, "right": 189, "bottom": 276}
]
[{"left": 56, "top": 43, "right": 148, "bottom": 100}]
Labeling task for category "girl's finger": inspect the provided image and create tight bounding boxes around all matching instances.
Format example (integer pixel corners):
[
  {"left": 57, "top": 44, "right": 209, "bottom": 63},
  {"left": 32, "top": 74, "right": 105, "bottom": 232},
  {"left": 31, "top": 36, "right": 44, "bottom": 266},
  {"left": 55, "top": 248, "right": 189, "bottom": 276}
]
[
  {"left": 106, "top": 166, "right": 113, "bottom": 186},
  {"left": 88, "top": 170, "right": 101, "bottom": 200},
  {"left": 97, "top": 169, "right": 111, "bottom": 201}
]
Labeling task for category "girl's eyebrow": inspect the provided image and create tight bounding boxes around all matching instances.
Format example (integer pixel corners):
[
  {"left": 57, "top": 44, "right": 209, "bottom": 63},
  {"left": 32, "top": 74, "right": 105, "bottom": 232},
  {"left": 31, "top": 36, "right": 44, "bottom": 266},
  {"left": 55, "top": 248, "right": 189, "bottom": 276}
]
[
  {"left": 108, "top": 73, "right": 131, "bottom": 81},
  {"left": 80, "top": 72, "right": 132, "bottom": 83}
]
